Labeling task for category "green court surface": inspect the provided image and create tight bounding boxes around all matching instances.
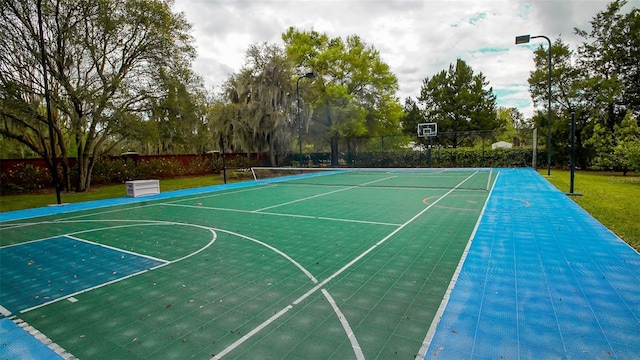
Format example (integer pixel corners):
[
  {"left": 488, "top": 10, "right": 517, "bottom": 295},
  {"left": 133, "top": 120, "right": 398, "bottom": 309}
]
[{"left": 1, "top": 169, "right": 494, "bottom": 359}]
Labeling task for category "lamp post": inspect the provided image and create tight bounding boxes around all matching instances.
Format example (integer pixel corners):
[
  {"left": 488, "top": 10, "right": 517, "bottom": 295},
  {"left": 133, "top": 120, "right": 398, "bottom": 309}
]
[
  {"left": 516, "top": 34, "right": 552, "bottom": 176},
  {"left": 38, "top": 0, "right": 61, "bottom": 204},
  {"left": 296, "top": 72, "right": 316, "bottom": 167}
]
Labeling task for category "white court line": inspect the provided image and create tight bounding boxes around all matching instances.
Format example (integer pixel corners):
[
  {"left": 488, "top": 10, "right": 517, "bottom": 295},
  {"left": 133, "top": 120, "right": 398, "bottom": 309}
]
[
  {"left": 213, "top": 228, "right": 365, "bottom": 356},
  {"left": 414, "top": 171, "right": 499, "bottom": 360},
  {"left": 214, "top": 228, "right": 318, "bottom": 284},
  {"left": 253, "top": 176, "right": 397, "bottom": 212},
  {"left": 0, "top": 223, "right": 173, "bottom": 249},
  {"left": 322, "top": 289, "right": 366, "bottom": 360},
  {"left": 163, "top": 184, "right": 278, "bottom": 205},
  {"left": 11, "top": 215, "right": 361, "bottom": 357},
  {"left": 0, "top": 233, "right": 61, "bottom": 248},
  {"left": 14, "top": 220, "right": 218, "bottom": 314},
  {"left": 20, "top": 267, "right": 155, "bottom": 314},
  {"left": 53, "top": 202, "right": 160, "bottom": 222},
  {"left": 55, "top": 220, "right": 218, "bottom": 265},
  {"left": 211, "top": 171, "right": 480, "bottom": 359},
  {"left": 311, "top": 215, "right": 400, "bottom": 227},
  {"left": 163, "top": 203, "right": 401, "bottom": 227},
  {"left": 54, "top": 185, "right": 278, "bottom": 222},
  {"left": 253, "top": 186, "right": 358, "bottom": 212},
  {"left": 65, "top": 235, "right": 169, "bottom": 263},
  {"left": 0, "top": 222, "right": 43, "bottom": 230}
]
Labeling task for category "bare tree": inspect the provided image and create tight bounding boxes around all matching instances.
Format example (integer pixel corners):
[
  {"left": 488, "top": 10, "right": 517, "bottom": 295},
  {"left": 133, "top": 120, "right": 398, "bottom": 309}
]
[{"left": 0, "top": 0, "right": 195, "bottom": 191}]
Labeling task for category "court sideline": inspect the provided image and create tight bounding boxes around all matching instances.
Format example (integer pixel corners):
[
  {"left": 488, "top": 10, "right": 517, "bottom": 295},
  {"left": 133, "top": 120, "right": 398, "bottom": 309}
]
[
  {"left": 2, "top": 168, "right": 639, "bottom": 359},
  {"left": 423, "top": 168, "right": 640, "bottom": 359}
]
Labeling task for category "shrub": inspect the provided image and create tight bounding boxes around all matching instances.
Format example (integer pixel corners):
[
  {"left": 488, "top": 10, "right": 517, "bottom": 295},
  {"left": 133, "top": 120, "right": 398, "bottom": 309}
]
[{"left": 0, "top": 163, "right": 52, "bottom": 194}]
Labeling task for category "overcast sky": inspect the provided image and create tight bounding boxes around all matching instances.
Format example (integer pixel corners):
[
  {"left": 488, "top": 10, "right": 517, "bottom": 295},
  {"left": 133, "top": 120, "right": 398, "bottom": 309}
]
[{"left": 172, "top": 0, "right": 638, "bottom": 119}]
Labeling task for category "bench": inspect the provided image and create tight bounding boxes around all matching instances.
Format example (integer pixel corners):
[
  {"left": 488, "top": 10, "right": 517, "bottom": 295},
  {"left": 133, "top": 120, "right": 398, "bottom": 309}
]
[{"left": 125, "top": 179, "right": 160, "bottom": 198}]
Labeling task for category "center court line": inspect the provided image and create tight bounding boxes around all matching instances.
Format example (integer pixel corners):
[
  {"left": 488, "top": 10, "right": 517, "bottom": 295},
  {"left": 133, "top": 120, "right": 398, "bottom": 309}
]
[
  {"left": 209, "top": 228, "right": 366, "bottom": 358},
  {"left": 163, "top": 203, "right": 402, "bottom": 227},
  {"left": 253, "top": 175, "right": 398, "bottom": 212},
  {"left": 211, "top": 171, "right": 480, "bottom": 359}
]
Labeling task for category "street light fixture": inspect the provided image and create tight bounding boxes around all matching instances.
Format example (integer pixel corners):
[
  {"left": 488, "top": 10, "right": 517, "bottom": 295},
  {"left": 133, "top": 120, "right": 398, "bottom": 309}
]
[
  {"left": 516, "top": 34, "right": 552, "bottom": 176},
  {"left": 296, "top": 72, "right": 317, "bottom": 167}
]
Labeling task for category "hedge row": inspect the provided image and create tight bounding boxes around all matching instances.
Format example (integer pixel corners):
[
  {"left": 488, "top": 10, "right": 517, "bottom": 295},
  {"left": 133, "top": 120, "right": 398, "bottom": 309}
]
[
  {"left": 1, "top": 147, "right": 539, "bottom": 194},
  {"left": 0, "top": 155, "right": 256, "bottom": 195}
]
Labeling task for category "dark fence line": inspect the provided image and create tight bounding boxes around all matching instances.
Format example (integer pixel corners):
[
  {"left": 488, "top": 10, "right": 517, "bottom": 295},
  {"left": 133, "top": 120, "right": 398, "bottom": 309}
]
[
  {"left": 0, "top": 153, "right": 271, "bottom": 194},
  {"left": 0, "top": 153, "right": 271, "bottom": 171},
  {"left": 1, "top": 147, "right": 540, "bottom": 194}
]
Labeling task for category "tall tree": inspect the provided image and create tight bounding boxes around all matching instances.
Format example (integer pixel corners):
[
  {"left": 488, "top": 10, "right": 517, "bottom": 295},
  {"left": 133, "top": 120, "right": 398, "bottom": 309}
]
[
  {"left": 417, "top": 58, "right": 498, "bottom": 148},
  {"left": 400, "top": 96, "right": 428, "bottom": 148},
  {"left": 0, "top": 0, "right": 68, "bottom": 188},
  {"left": 214, "top": 42, "right": 295, "bottom": 166},
  {"left": 0, "top": 0, "right": 195, "bottom": 191},
  {"left": 575, "top": 0, "right": 639, "bottom": 127},
  {"left": 585, "top": 110, "right": 640, "bottom": 174},
  {"left": 283, "top": 27, "right": 401, "bottom": 166},
  {"left": 496, "top": 107, "right": 533, "bottom": 146},
  {"left": 144, "top": 67, "right": 210, "bottom": 155},
  {"left": 528, "top": 39, "right": 591, "bottom": 167}
]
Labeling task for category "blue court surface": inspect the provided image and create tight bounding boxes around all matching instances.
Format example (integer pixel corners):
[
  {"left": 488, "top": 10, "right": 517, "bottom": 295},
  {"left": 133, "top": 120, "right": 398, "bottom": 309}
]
[
  {"left": 1, "top": 168, "right": 639, "bottom": 359},
  {"left": 0, "top": 317, "right": 62, "bottom": 360},
  {"left": 0, "top": 236, "right": 166, "bottom": 314},
  {"left": 424, "top": 169, "right": 640, "bottom": 359}
]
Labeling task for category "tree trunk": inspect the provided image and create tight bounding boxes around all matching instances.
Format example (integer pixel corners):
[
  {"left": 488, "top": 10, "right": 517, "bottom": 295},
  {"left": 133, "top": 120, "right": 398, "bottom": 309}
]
[
  {"left": 55, "top": 125, "right": 71, "bottom": 192},
  {"left": 76, "top": 139, "right": 87, "bottom": 192},
  {"left": 60, "top": 157, "right": 71, "bottom": 192},
  {"left": 330, "top": 135, "right": 339, "bottom": 167},
  {"left": 269, "top": 142, "right": 277, "bottom": 167},
  {"left": 326, "top": 106, "right": 339, "bottom": 167}
]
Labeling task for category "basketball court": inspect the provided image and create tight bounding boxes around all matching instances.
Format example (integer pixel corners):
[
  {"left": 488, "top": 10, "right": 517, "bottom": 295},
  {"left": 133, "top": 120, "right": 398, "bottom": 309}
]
[{"left": 1, "top": 167, "right": 639, "bottom": 359}]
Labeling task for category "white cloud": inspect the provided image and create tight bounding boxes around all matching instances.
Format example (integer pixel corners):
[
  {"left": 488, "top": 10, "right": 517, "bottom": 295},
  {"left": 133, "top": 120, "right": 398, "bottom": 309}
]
[{"left": 173, "top": 0, "right": 639, "bottom": 119}]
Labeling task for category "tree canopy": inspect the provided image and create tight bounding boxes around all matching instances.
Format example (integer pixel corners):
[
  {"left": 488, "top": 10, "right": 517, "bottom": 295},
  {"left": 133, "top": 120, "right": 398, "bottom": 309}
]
[
  {"left": 585, "top": 111, "right": 640, "bottom": 174},
  {"left": 213, "top": 42, "right": 296, "bottom": 166},
  {"left": 527, "top": 0, "right": 639, "bottom": 169},
  {"left": 3, "top": 0, "right": 638, "bottom": 187},
  {"left": 575, "top": 0, "right": 640, "bottom": 126},
  {"left": 417, "top": 58, "right": 499, "bottom": 148},
  {"left": 0, "top": 0, "right": 197, "bottom": 191},
  {"left": 283, "top": 27, "right": 402, "bottom": 165}
]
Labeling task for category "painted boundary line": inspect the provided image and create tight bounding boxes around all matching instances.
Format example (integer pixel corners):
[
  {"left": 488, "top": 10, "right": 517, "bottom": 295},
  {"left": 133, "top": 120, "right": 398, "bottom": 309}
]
[
  {"left": 11, "top": 317, "right": 74, "bottom": 359},
  {"left": 211, "top": 171, "right": 481, "bottom": 359},
  {"left": 414, "top": 170, "right": 500, "bottom": 359},
  {"left": 0, "top": 181, "right": 267, "bottom": 223},
  {"left": 163, "top": 202, "right": 402, "bottom": 227},
  {"left": 66, "top": 234, "right": 169, "bottom": 264},
  {"left": 6, "top": 221, "right": 217, "bottom": 314},
  {"left": 253, "top": 175, "right": 397, "bottom": 212}
]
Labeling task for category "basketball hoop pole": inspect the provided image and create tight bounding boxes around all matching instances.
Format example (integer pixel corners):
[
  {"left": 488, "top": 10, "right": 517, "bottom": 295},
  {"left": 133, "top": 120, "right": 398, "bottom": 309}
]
[
  {"left": 417, "top": 123, "right": 437, "bottom": 168},
  {"left": 427, "top": 137, "right": 432, "bottom": 168}
]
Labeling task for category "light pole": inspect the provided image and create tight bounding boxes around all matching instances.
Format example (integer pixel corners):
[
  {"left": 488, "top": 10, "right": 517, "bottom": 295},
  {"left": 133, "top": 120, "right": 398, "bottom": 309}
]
[
  {"left": 38, "top": 0, "right": 61, "bottom": 204},
  {"left": 296, "top": 72, "right": 316, "bottom": 167},
  {"left": 516, "top": 34, "right": 552, "bottom": 176}
]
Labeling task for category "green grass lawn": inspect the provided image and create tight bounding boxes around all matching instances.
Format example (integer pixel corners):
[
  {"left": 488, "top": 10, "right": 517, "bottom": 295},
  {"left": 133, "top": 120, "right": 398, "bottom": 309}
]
[
  {"left": 541, "top": 169, "right": 640, "bottom": 252},
  {"left": 0, "top": 174, "right": 229, "bottom": 213}
]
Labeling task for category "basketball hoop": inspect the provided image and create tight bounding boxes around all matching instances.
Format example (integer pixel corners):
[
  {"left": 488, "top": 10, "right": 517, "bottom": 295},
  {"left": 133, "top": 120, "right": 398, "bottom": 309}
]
[{"left": 417, "top": 123, "right": 437, "bottom": 138}]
